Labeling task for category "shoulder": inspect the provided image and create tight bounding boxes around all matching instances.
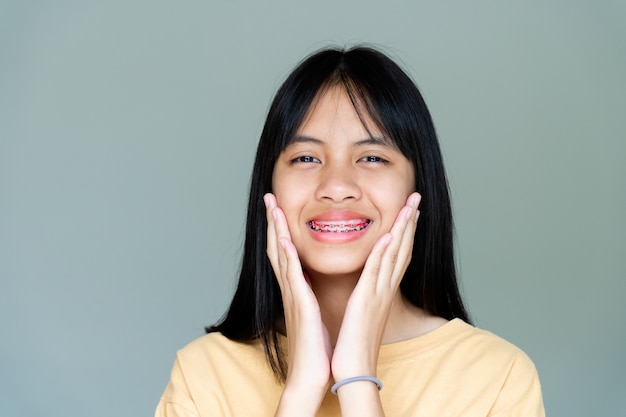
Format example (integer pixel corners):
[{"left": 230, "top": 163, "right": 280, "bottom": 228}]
[
  {"left": 175, "top": 332, "right": 268, "bottom": 373},
  {"left": 157, "top": 333, "right": 281, "bottom": 417},
  {"left": 448, "top": 320, "right": 545, "bottom": 416},
  {"left": 452, "top": 320, "right": 533, "bottom": 359},
  {"left": 443, "top": 319, "right": 540, "bottom": 377},
  {"left": 378, "top": 320, "right": 544, "bottom": 416},
  {"left": 383, "top": 319, "right": 531, "bottom": 362},
  {"left": 381, "top": 318, "right": 541, "bottom": 382},
  {"left": 177, "top": 332, "right": 255, "bottom": 357}
]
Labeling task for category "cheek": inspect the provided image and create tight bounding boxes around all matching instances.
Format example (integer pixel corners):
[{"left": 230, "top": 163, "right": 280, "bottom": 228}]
[
  {"left": 272, "top": 174, "right": 291, "bottom": 209},
  {"left": 384, "top": 201, "right": 408, "bottom": 229},
  {"left": 274, "top": 179, "right": 301, "bottom": 207},
  {"left": 273, "top": 178, "right": 310, "bottom": 229},
  {"left": 368, "top": 185, "right": 411, "bottom": 230},
  {"left": 370, "top": 177, "right": 411, "bottom": 204}
]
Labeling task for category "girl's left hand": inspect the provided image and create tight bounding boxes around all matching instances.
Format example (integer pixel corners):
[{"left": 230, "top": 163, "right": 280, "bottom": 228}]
[{"left": 331, "top": 192, "right": 421, "bottom": 382}]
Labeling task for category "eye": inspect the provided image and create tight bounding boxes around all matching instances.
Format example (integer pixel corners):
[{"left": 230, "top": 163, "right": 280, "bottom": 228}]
[
  {"left": 359, "top": 155, "right": 389, "bottom": 164},
  {"left": 291, "top": 155, "right": 321, "bottom": 164}
]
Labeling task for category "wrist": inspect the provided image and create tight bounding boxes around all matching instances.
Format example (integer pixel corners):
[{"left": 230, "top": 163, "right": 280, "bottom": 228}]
[
  {"left": 334, "top": 379, "right": 385, "bottom": 417},
  {"left": 332, "top": 363, "right": 378, "bottom": 383},
  {"left": 331, "top": 376, "right": 383, "bottom": 395},
  {"left": 275, "top": 383, "right": 325, "bottom": 417}
]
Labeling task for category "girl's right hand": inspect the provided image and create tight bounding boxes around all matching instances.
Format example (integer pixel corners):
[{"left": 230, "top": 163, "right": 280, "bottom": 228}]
[{"left": 264, "top": 193, "right": 332, "bottom": 416}]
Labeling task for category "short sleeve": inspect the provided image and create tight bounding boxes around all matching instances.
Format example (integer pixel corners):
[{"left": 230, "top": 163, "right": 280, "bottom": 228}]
[
  {"left": 488, "top": 351, "right": 545, "bottom": 417},
  {"left": 154, "top": 357, "right": 201, "bottom": 417}
]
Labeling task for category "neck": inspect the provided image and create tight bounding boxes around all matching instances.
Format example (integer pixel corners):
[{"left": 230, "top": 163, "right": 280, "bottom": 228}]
[
  {"left": 307, "top": 270, "right": 359, "bottom": 345},
  {"left": 305, "top": 270, "right": 445, "bottom": 346}
]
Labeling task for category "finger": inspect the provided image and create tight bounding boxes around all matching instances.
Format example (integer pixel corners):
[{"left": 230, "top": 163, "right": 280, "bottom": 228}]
[
  {"left": 264, "top": 194, "right": 293, "bottom": 301},
  {"left": 279, "top": 237, "right": 308, "bottom": 291},
  {"left": 271, "top": 205, "right": 308, "bottom": 305},
  {"left": 375, "top": 193, "right": 420, "bottom": 290},
  {"left": 278, "top": 228, "right": 319, "bottom": 322},
  {"left": 391, "top": 193, "right": 420, "bottom": 278},
  {"left": 358, "top": 193, "right": 419, "bottom": 290},
  {"left": 271, "top": 206, "right": 291, "bottom": 279},
  {"left": 359, "top": 232, "right": 393, "bottom": 288},
  {"left": 264, "top": 193, "right": 280, "bottom": 274}
]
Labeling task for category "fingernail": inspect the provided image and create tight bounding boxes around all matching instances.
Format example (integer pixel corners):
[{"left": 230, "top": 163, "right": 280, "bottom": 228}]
[{"left": 271, "top": 208, "right": 278, "bottom": 221}]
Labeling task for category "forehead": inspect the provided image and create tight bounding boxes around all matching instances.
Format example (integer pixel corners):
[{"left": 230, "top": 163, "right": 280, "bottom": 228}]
[{"left": 291, "top": 85, "right": 395, "bottom": 148}]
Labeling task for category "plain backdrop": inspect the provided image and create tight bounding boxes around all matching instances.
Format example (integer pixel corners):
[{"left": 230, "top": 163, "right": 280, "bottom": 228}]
[{"left": 1, "top": 1, "right": 625, "bottom": 416}]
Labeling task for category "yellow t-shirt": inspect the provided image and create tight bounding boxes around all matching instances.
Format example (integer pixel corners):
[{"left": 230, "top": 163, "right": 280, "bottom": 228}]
[{"left": 155, "top": 319, "right": 544, "bottom": 417}]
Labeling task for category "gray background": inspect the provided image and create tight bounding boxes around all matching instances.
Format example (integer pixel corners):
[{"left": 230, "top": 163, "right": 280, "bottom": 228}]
[{"left": 1, "top": 1, "right": 625, "bottom": 416}]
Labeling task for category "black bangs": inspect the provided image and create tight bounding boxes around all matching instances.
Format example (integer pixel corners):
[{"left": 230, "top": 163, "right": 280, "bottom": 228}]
[{"left": 277, "top": 49, "right": 406, "bottom": 152}]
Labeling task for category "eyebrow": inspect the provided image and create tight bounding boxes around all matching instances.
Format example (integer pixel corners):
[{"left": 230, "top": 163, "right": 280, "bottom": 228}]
[{"left": 288, "top": 135, "right": 393, "bottom": 148}]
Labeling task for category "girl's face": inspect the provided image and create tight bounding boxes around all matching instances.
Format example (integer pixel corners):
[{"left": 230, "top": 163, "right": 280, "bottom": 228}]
[{"left": 272, "top": 87, "right": 415, "bottom": 278}]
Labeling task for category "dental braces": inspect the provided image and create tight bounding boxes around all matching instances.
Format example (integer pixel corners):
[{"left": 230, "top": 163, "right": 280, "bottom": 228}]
[{"left": 308, "top": 220, "right": 371, "bottom": 233}]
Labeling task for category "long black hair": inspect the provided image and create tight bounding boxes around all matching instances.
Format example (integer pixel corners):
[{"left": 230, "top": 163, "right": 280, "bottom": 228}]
[{"left": 207, "top": 46, "right": 470, "bottom": 381}]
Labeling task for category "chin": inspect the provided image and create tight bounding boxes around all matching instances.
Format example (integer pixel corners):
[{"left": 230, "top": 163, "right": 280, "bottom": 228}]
[{"left": 300, "top": 249, "right": 369, "bottom": 279}]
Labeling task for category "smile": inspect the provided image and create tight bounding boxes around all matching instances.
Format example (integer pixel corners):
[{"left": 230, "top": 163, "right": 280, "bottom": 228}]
[{"left": 308, "top": 219, "right": 371, "bottom": 233}]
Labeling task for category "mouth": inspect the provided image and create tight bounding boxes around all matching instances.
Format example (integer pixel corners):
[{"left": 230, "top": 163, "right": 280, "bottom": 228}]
[{"left": 308, "top": 219, "right": 371, "bottom": 233}]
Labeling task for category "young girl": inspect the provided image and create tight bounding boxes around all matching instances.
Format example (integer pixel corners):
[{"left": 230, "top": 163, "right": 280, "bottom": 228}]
[{"left": 155, "top": 46, "right": 544, "bottom": 417}]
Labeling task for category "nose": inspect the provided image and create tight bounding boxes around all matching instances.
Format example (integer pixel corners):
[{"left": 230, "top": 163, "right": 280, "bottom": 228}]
[{"left": 314, "top": 163, "right": 361, "bottom": 202}]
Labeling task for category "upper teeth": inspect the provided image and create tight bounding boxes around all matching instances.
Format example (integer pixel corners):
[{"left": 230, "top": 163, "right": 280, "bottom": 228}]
[{"left": 309, "top": 220, "right": 370, "bottom": 232}]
